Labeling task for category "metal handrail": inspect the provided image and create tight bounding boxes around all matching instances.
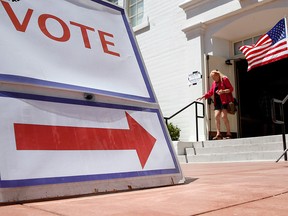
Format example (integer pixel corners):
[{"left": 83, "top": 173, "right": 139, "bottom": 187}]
[
  {"left": 272, "top": 94, "right": 288, "bottom": 162},
  {"left": 164, "top": 101, "right": 205, "bottom": 141}
]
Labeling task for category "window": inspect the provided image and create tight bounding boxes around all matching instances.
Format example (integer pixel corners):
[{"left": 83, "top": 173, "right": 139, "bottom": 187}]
[
  {"left": 234, "top": 41, "right": 243, "bottom": 56},
  {"left": 233, "top": 35, "right": 262, "bottom": 56},
  {"left": 106, "top": 0, "right": 148, "bottom": 31},
  {"left": 127, "top": 0, "right": 144, "bottom": 27},
  {"left": 107, "top": 0, "right": 119, "bottom": 5}
]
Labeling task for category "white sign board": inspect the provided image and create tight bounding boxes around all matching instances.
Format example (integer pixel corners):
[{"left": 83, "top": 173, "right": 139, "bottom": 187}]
[
  {"left": 0, "top": 0, "right": 155, "bottom": 102},
  {"left": 0, "top": 0, "right": 183, "bottom": 202},
  {"left": 0, "top": 93, "right": 180, "bottom": 188}
]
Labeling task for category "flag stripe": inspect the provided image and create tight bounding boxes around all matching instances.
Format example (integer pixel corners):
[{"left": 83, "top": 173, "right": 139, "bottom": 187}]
[
  {"left": 239, "top": 18, "right": 288, "bottom": 71},
  {"left": 248, "top": 42, "right": 288, "bottom": 65},
  {"left": 247, "top": 41, "right": 287, "bottom": 64},
  {"left": 248, "top": 51, "right": 288, "bottom": 70}
]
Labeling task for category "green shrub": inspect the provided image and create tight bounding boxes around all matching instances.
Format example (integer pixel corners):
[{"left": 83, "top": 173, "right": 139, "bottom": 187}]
[{"left": 167, "top": 122, "right": 181, "bottom": 141}]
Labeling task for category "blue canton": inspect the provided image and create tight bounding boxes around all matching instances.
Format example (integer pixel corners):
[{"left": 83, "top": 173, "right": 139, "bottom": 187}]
[{"left": 267, "top": 19, "right": 286, "bottom": 45}]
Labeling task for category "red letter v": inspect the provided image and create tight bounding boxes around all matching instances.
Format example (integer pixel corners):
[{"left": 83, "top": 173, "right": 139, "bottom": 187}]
[{"left": 1, "top": 1, "right": 33, "bottom": 32}]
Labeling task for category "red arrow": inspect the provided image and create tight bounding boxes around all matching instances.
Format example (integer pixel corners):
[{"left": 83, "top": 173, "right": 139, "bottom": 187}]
[{"left": 14, "top": 112, "right": 156, "bottom": 168}]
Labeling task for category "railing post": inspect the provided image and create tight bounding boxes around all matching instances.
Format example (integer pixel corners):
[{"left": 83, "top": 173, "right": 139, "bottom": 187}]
[
  {"left": 164, "top": 101, "right": 205, "bottom": 142},
  {"left": 164, "top": 118, "right": 168, "bottom": 127},
  {"left": 280, "top": 124, "right": 287, "bottom": 161},
  {"left": 272, "top": 98, "right": 288, "bottom": 162},
  {"left": 280, "top": 104, "right": 287, "bottom": 160},
  {"left": 195, "top": 103, "right": 199, "bottom": 141},
  {"left": 195, "top": 102, "right": 205, "bottom": 142}
]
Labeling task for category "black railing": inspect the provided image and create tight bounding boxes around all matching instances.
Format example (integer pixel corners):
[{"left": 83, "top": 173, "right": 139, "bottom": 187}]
[
  {"left": 272, "top": 94, "right": 288, "bottom": 162},
  {"left": 164, "top": 101, "right": 205, "bottom": 141}
]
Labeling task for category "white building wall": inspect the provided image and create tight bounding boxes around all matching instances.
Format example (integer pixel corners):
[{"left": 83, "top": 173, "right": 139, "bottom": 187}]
[
  {"left": 134, "top": 0, "right": 205, "bottom": 141},
  {"left": 132, "top": 0, "right": 288, "bottom": 141}
]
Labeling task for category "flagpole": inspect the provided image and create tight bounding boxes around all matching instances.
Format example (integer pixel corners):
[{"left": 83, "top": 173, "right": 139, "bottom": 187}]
[{"left": 285, "top": 16, "right": 287, "bottom": 35}]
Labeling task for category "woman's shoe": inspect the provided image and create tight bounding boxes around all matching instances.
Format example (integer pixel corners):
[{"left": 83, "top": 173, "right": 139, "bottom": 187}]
[
  {"left": 224, "top": 134, "right": 232, "bottom": 139},
  {"left": 212, "top": 134, "right": 223, "bottom": 140}
]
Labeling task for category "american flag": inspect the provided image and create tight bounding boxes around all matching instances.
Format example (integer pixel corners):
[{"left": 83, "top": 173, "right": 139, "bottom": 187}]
[{"left": 239, "top": 18, "right": 288, "bottom": 71}]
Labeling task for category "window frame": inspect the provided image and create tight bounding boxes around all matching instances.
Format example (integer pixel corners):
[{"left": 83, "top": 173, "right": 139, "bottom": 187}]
[
  {"left": 106, "top": 0, "right": 119, "bottom": 5},
  {"left": 233, "top": 34, "right": 262, "bottom": 56},
  {"left": 105, "top": 0, "right": 149, "bottom": 32}
]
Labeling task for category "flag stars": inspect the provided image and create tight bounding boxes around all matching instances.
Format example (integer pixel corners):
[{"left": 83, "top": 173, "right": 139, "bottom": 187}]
[
  {"left": 267, "top": 19, "right": 286, "bottom": 44},
  {"left": 239, "top": 18, "right": 288, "bottom": 71}
]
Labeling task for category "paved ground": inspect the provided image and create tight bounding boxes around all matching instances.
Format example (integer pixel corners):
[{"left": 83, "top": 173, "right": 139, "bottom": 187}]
[{"left": 0, "top": 161, "right": 287, "bottom": 215}]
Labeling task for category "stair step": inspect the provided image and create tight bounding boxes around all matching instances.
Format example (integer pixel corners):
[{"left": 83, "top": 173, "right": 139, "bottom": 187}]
[
  {"left": 173, "top": 135, "right": 288, "bottom": 163},
  {"left": 186, "top": 151, "right": 284, "bottom": 163},
  {"left": 177, "top": 155, "right": 187, "bottom": 164},
  {"left": 186, "top": 143, "right": 284, "bottom": 155},
  {"left": 196, "top": 135, "right": 286, "bottom": 148},
  {"left": 172, "top": 141, "right": 193, "bottom": 155}
]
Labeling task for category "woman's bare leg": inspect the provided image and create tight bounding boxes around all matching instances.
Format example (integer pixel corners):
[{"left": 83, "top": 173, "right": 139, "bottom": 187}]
[
  {"left": 214, "top": 110, "right": 221, "bottom": 136},
  {"left": 221, "top": 109, "right": 231, "bottom": 136}
]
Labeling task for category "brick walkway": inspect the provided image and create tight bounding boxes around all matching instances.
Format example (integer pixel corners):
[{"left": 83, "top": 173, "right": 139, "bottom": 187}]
[{"left": 1, "top": 161, "right": 287, "bottom": 215}]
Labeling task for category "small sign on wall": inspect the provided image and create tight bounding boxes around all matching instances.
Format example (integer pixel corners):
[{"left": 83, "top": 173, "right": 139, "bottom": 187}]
[{"left": 188, "top": 71, "right": 202, "bottom": 86}]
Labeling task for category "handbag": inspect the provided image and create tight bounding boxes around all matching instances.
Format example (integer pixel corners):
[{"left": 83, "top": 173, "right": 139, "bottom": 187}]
[
  {"left": 223, "top": 80, "right": 238, "bottom": 115},
  {"left": 227, "top": 97, "right": 238, "bottom": 115}
]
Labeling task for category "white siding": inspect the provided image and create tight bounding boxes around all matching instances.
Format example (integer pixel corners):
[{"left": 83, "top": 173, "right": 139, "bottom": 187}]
[
  {"left": 133, "top": 0, "right": 288, "bottom": 141},
  {"left": 133, "top": 0, "right": 205, "bottom": 141}
]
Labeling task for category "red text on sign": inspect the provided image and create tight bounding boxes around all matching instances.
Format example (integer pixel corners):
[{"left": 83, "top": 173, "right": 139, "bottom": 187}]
[{"left": 1, "top": 1, "right": 120, "bottom": 57}]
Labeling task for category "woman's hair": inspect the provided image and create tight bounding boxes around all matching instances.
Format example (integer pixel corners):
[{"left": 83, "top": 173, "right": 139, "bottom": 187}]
[{"left": 210, "top": 69, "right": 226, "bottom": 82}]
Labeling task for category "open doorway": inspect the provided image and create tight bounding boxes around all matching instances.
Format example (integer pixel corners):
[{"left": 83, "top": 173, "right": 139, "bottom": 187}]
[{"left": 236, "top": 58, "right": 288, "bottom": 138}]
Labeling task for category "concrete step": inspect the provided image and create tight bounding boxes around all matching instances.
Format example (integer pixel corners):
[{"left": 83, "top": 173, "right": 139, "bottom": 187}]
[
  {"left": 194, "top": 135, "right": 287, "bottom": 148},
  {"left": 177, "top": 155, "right": 187, "bottom": 164},
  {"left": 186, "top": 151, "right": 284, "bottom": 163},
  {"left": 173, "top": 135, "right": 287, "bottom": 163},
  {"left": 172, "top": 141, "right": 193, "bottom": 155},
  {"left": 186, "top": 143, "right": 284, "bottom": 155}
]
